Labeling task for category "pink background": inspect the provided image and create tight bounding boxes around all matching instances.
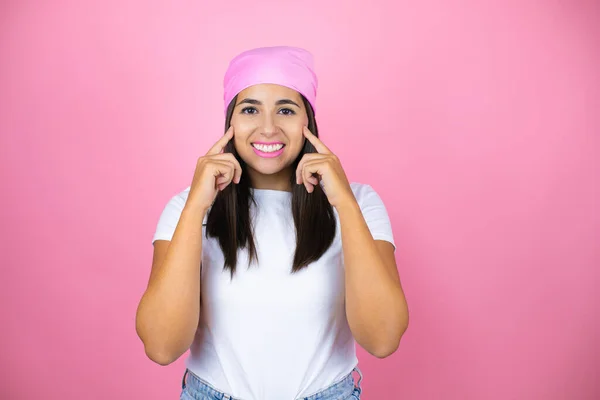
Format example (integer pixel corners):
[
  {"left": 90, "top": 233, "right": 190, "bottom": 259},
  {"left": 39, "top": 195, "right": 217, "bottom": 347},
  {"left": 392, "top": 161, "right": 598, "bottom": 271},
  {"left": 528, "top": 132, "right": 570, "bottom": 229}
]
[{"left": 1, "top": 0, "right": 598, "bottom": 399}]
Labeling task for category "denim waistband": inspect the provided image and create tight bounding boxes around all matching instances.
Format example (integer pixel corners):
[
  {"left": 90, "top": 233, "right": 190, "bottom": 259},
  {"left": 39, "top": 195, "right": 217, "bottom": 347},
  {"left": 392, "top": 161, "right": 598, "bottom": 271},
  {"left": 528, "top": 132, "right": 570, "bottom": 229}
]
[{"left": 181, "top": 366, "right": 363, "bottom": 400}]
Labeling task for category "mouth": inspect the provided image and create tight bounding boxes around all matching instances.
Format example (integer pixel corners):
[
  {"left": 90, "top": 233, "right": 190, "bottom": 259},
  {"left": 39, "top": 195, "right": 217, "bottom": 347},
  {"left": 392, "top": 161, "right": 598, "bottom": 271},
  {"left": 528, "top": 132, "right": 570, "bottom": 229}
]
[{"left": 251, "top": 142, "right": 285, "bottom": 158}]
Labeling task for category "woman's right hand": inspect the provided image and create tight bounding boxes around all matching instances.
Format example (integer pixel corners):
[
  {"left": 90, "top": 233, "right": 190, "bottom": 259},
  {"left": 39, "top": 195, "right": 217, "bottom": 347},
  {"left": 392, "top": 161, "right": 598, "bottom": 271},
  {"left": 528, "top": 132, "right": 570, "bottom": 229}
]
[{"left": 187, "top": 126, "right": 242, "bottom": 212}]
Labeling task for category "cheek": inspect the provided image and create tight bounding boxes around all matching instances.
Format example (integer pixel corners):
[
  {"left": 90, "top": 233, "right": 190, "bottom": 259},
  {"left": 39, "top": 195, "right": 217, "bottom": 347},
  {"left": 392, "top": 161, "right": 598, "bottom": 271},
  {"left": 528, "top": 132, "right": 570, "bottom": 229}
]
[
  {"left": 233, "top": 135, "right": 248, "bottom": 154},
  {"left": 230, "top": 121, "right": 252, "bottom": 144},
  {"left": 231, "top": 115, "right": 256, "bottom": 134},
  {"left": 281, "top": 120, "right": 304, "bottom": 142},
  {"left": 288, "top": 131, "right": 305, "bottom": 153}
]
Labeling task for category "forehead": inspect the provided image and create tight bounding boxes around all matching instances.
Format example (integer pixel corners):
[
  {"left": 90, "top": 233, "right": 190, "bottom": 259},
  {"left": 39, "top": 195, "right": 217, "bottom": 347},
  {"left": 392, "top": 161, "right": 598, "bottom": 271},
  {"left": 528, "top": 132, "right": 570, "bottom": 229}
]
[{"left": 236, "top": 83, "right": 303, "bottom": 102}]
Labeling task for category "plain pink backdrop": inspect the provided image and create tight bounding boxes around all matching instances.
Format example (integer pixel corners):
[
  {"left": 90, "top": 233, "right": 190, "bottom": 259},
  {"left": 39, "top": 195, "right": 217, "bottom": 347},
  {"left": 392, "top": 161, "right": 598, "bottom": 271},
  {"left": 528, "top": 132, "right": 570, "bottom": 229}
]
[{"left": 1, "top": 1, "right": 598, "bottom": 399}]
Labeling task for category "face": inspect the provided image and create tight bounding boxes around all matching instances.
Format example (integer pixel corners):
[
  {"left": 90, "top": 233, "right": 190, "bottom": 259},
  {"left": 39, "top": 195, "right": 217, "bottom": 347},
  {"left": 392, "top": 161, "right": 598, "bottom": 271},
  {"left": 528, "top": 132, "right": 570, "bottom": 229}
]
[{"left": 230, "top": 84, "right": 308, "bottom": 182}]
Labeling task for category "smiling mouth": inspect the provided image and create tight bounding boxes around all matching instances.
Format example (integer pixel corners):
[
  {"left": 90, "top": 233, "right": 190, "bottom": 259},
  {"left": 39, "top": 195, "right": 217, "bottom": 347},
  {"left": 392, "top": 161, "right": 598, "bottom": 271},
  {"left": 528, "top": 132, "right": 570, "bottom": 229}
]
[{"left": 251, "top": 143, "right": 285, "bottom": 153}]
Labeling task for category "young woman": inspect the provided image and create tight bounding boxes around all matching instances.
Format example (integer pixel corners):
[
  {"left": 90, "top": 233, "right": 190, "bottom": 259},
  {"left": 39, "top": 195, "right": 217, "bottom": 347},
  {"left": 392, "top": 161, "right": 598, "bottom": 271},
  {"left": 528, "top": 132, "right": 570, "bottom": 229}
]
[{"left": 136, "top": 46, "right": 409, "bottom": 400}]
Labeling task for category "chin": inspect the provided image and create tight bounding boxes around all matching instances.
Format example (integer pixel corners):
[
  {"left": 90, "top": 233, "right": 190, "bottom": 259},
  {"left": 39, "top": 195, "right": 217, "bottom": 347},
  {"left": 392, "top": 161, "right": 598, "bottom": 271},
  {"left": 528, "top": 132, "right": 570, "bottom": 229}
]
[{"left": 246, "top": 160, "right": 291, "bottom": 176}]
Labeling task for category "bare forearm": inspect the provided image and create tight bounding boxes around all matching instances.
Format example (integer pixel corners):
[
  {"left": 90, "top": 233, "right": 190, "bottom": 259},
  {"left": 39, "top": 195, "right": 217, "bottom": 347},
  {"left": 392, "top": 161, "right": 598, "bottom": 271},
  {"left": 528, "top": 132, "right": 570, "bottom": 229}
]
[
  {"left": 338, "top": 200, "right": 408, "bottom": 358},
  {"left": 136, "top": 205, "right": 205, "bottom": 365}
]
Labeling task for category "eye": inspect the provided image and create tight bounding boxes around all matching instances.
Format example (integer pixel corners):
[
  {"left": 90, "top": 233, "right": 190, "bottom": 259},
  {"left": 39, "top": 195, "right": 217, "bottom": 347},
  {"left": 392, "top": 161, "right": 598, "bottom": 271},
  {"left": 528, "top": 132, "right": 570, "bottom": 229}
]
[
  {"left": 278, "top": 108, "right": 296, "bottom": 115},
  {"left": 241, "top": 107, "right": 258, "bottom": 114}
]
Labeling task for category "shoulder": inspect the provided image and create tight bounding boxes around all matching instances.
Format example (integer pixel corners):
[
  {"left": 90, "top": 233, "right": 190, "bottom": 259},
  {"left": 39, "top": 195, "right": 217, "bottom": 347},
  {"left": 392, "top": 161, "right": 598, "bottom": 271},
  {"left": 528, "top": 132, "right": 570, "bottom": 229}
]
[
  {"left": 348, "top": 182, "right": 395, "bottom": 246},
  {"left": 349, "top": 182, "right": 386, "bottom": 207},
  {"left": 350, "top": 182, "right": 376, "bottom": 196},
  {"left": 152, "top": 186, "right": 192, "bottom": 243},
  {"left": 164, "top": 186, "right": 191, "bottom": 208},
  {"left": 155, "top": 186, "right": 192, "bottom": 221},
  {"left": 175, "top": 186, "right": 191, "bottom": 201}
]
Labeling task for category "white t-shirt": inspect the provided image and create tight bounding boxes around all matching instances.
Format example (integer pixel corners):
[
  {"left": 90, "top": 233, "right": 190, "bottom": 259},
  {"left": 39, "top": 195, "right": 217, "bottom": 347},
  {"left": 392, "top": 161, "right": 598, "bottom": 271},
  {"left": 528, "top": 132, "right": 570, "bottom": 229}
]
[{"left": 152, "top": 182, "right": 395, "bottom": 400}]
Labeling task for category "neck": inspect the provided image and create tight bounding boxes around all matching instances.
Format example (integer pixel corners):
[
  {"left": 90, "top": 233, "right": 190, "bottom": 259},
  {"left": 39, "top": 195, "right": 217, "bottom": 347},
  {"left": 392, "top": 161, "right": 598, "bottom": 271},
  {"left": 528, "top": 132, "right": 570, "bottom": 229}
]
[{"left": 247, "top": 167, "right": 293, "bottom": 192}]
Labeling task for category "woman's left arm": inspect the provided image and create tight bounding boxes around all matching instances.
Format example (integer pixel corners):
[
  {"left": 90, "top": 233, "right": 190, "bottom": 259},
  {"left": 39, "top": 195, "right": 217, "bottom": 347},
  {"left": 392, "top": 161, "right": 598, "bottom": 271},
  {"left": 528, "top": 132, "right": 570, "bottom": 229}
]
[
  {"left": 336, "top": 200, "right": 409, "bottom": 358},
  {"left": 297, "top": 127, "right": 409, "bottom": 358}
]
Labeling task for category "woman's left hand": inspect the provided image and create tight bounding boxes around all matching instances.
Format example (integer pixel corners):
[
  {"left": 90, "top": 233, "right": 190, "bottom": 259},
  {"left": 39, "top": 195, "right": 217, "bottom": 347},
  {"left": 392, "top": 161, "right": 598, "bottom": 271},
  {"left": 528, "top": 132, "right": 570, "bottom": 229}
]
[{"left": 295, "top": 126, "right": 356, "bottom": 208}]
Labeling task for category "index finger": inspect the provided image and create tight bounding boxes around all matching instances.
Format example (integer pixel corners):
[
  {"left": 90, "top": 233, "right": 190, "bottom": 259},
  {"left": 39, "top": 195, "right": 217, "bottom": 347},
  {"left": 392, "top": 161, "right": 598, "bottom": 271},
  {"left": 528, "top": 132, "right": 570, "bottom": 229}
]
[
  {"left": 303, "top": 126, "right": 331, "bottom": 154},
  {"left": 206, "top": 126, "right": 234, "bottom": 155}
]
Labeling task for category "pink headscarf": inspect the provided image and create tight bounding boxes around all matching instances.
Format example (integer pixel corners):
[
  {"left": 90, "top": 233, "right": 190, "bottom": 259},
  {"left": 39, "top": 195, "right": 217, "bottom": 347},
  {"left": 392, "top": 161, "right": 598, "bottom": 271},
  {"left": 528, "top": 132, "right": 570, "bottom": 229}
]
[{"left": 223, "top": 46, "right": 318, "bottom": 116}]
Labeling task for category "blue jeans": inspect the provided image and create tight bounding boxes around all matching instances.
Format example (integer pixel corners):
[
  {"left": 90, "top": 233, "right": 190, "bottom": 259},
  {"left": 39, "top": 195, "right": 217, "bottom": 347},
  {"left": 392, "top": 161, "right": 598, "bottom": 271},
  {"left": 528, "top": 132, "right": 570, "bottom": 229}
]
[{"left": 180, "top": 367, "right": 363, "bottom": 400}]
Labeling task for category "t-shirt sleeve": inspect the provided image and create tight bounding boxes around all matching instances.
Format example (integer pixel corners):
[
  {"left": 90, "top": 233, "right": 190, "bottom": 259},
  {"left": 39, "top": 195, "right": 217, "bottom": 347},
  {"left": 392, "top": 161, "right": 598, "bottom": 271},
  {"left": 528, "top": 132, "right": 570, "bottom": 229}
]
[
  {"left": 151, "top": 189, "right": 189, "bottom": 244},
  {"left": 353, "top": 183, "right": 396, "bottom": 250}
]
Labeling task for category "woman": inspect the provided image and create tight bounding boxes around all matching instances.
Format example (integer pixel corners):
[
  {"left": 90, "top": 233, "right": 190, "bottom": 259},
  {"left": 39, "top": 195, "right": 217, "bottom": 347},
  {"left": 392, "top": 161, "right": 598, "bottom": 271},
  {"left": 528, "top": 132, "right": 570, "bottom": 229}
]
[{"left": 136, "top": 46, "right": 409, "bottom": 400}]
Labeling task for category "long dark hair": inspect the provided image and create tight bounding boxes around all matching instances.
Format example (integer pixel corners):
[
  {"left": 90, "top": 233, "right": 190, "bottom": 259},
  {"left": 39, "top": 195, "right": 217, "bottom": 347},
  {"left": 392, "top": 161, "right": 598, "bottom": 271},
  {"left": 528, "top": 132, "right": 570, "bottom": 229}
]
[{"left": 205, "top": 94, "right": 336, "bottom": 277}]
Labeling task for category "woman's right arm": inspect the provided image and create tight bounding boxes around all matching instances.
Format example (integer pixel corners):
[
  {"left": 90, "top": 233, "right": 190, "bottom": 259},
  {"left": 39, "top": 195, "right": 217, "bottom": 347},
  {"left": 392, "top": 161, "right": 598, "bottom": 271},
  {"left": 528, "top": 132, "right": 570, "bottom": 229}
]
[
  {"left": 135, "top": 204, "right": 207, "bottom": 366},
  {"left": 135, "top": 127, "right": 241, "bottom": 366}
]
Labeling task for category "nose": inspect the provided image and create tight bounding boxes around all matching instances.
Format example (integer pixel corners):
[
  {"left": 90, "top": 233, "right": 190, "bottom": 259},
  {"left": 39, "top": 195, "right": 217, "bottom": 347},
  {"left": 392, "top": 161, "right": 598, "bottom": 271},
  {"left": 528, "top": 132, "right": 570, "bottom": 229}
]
[{"left": 259, "top": 113, "right": 278, "bottom": 138}]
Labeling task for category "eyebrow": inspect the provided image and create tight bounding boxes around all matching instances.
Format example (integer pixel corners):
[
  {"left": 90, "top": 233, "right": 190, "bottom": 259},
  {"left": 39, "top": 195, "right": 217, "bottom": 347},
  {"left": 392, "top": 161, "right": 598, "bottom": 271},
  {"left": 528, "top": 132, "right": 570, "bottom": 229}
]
[{"left": 236, "top": 98, "right": 301, "bottom": 108}]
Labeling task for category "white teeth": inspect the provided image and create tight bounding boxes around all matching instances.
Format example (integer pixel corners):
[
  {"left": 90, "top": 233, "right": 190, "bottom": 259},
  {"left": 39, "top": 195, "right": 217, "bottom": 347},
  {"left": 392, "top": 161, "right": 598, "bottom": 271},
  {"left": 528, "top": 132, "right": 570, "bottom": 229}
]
[{"left": 253, "top": 143, "right": 284, "bottom": 152}]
